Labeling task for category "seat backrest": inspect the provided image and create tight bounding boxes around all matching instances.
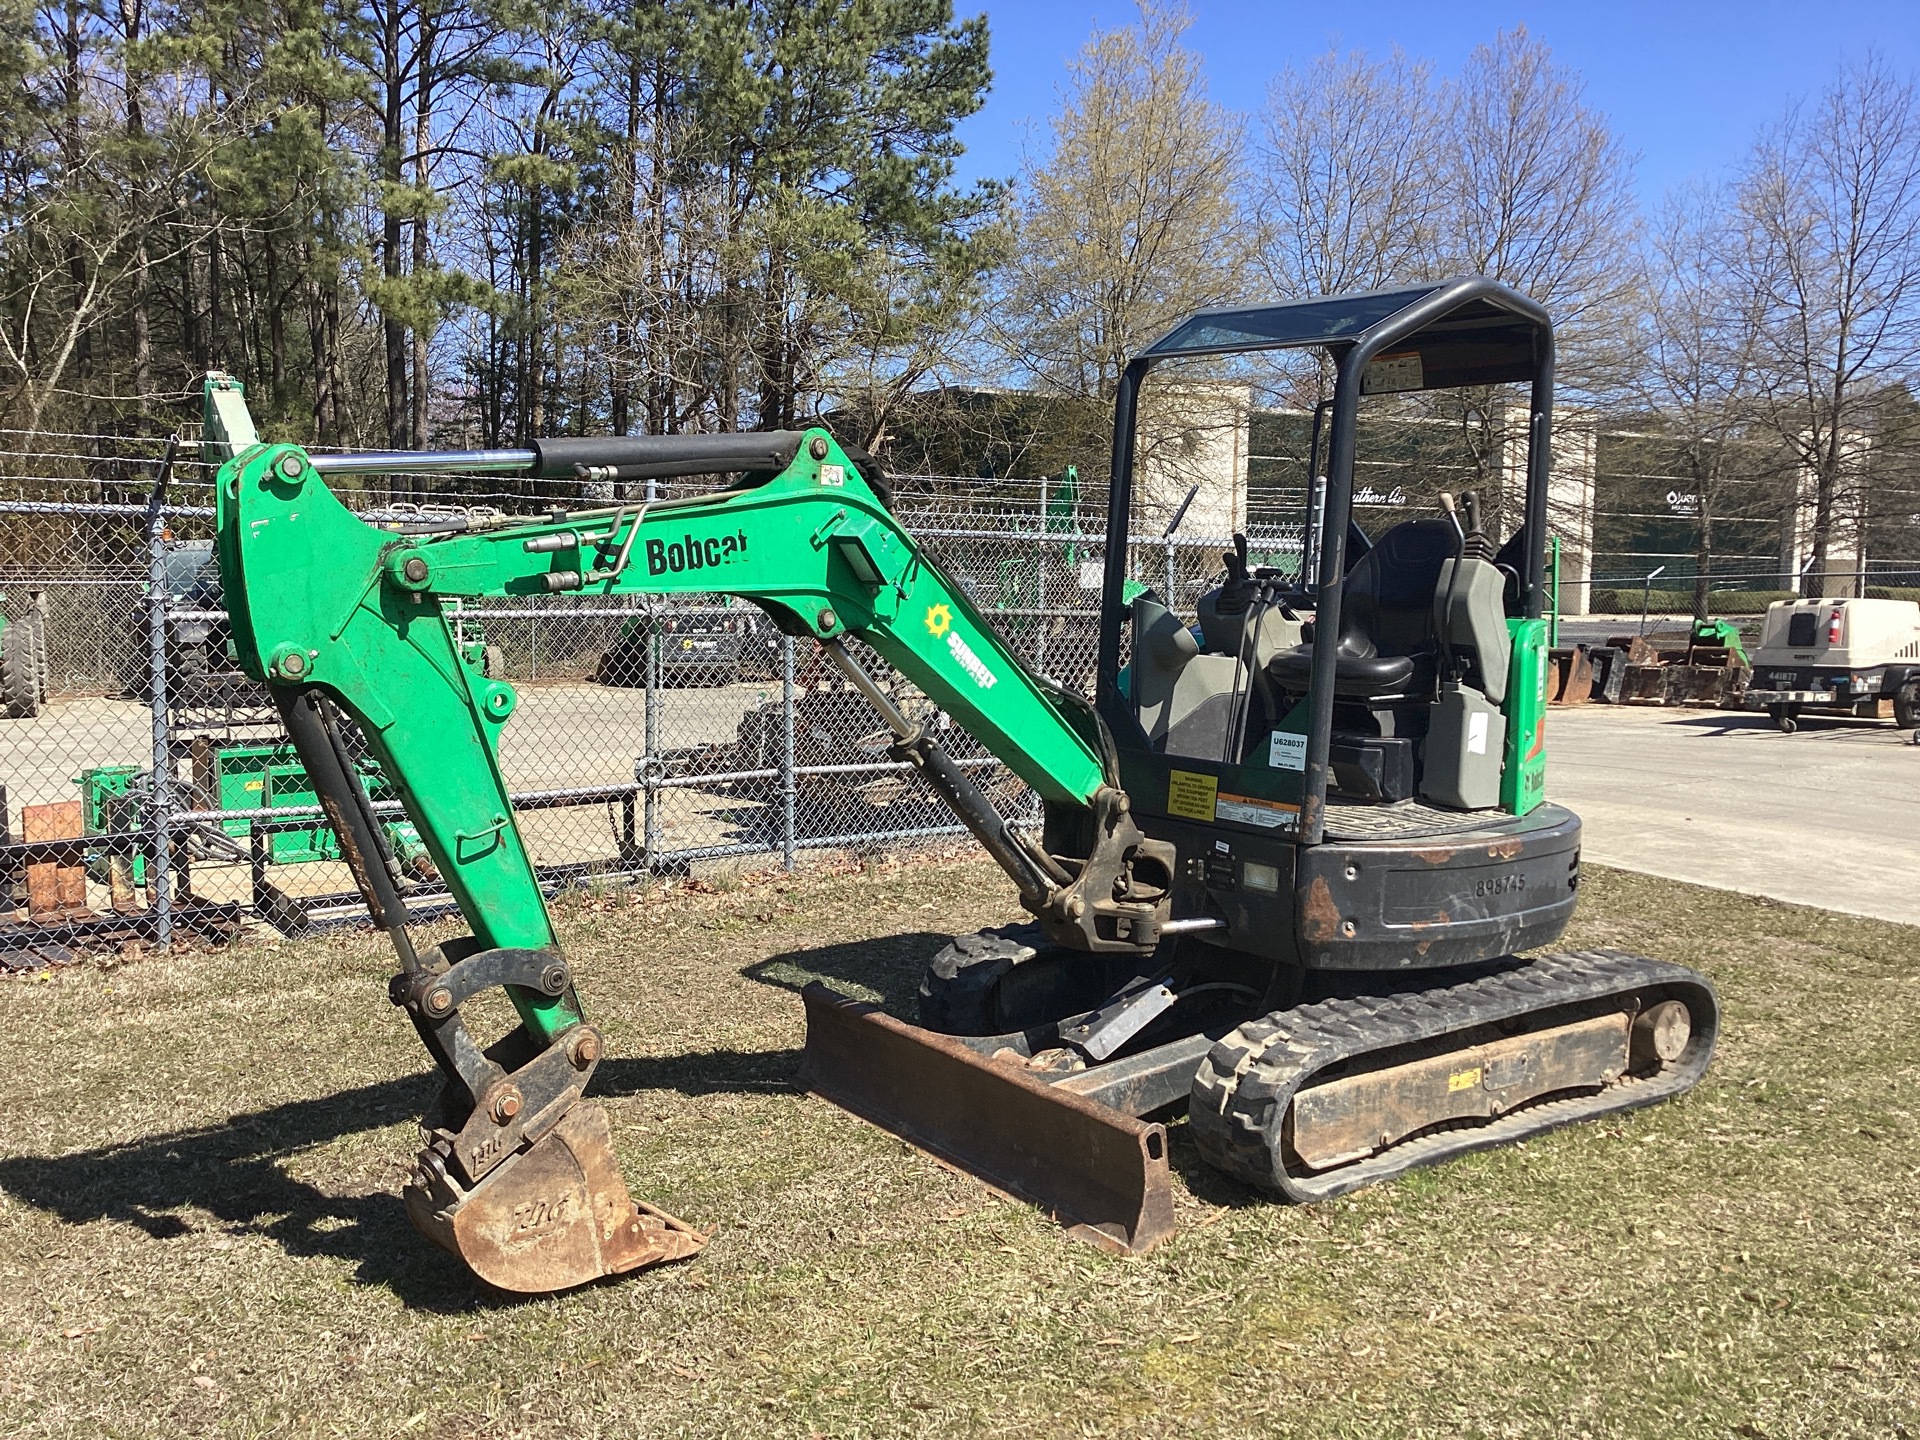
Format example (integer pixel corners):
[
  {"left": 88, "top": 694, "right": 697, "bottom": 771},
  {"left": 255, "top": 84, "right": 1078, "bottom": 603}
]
[{"left": 1340, "top": 518, "right": 1458, "bottom": 659}]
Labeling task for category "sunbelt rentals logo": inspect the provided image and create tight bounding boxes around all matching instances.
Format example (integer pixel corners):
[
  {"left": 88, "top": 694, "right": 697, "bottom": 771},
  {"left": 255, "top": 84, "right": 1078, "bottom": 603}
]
[{"left": 923, "top": 603, "right": 995, "bottom": 689}]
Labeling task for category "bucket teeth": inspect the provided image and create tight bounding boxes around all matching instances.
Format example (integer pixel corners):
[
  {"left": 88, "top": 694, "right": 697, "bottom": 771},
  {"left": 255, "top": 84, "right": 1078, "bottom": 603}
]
[{"left": 404, "top": 1101, "right": 704, "bottom": 1293}]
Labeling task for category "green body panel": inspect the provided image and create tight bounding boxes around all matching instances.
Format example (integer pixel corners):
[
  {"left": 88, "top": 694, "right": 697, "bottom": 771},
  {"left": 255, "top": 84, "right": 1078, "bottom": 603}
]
[
  {"left": 1691, "top": 617, "right": 1750, "bottom": 668},
  {"left": 206, "top": 744, "right": 425, "bottom": 865},
  {"left": 1500, "top": 618, "right": 1550, "bottom": 816},
  {"left": 214, "top": 426, "right": 1110, "bottom": 1041},
  {"left": 77, "top": 765, "right": 147, "bottom": 884}
]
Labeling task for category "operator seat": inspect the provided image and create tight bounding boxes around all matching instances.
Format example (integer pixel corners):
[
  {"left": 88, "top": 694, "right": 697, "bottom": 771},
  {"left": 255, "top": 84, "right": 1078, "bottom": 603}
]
[
  {"left": 1131, "top": 593, "right": 1302, "bottom": 758},
  {"left": 1268, "top": 518, "right": 1457, "bottom": 699}
]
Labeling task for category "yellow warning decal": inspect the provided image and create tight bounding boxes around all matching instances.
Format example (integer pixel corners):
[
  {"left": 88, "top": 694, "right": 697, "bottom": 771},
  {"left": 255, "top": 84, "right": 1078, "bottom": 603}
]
[
  {"left": 1447, "top": 1065, "right": 1484, "bottom": 1093},
  {"left": 1166, "top": 769, "right": 1218, "bottom": 822}
]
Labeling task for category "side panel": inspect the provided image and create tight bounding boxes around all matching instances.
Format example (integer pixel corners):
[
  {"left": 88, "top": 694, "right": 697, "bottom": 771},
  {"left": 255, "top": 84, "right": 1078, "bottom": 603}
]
[
  {"left": 1134, "top": 802, "right": 1581, "bottom": 971},
  {"left": 1502, "top": 618, "right": 1549, "bottom": 815}
]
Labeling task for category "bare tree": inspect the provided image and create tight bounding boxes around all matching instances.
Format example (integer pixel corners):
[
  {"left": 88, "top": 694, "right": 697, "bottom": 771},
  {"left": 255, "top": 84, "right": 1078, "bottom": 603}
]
[
  {"left": 1251, "top": 47, "right": 1438, "bottom": 303},
  {"left": 1732, "top": 58, "right": 1920, "bottom": 596},
  {"left": 1437, "top": 26, "right": 1639, "bottom": 358},
  {"left": 0, "top": 94, "right": 222, "bottom": 434},
  {"left": 1424, "top": 27, "right": 1640, "bottom": 530},
  {"left": 1630, "top": 186, "right": 1784, "bottom": 617},
  {"left": 996, "top": 0, "right": 1245, "bottom": 404}
]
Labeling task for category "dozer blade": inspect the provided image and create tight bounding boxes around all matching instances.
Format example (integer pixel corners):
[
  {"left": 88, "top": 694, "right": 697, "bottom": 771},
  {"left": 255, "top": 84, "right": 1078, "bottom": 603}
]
[
  {"left": 800, "top": 983, "right": 1175, "bottom": 1256},
  {"left": 404, "top": 1102, "right": 705, "bottom": 1293}
]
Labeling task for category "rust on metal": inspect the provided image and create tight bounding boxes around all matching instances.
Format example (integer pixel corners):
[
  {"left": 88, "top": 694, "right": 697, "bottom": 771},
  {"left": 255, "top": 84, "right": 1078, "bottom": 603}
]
[
  {"left": 405, "top": 1101, "right": 705, "bottom": 1294},
  {"left": 1287, "top": 1011, "right": 1634, "bottom": 1172},
  {"left": 1300, "top": 875, "right": 1342, "bottom": 943},
  {"left": 1486, "top": 839, "right": 1525, "bottom": 861},
  {"left": 799, "top": 983, "right": 1175, "bottom": 1256},
  {"left": 1548, "top": 646, "right": 1594, "bottom": 706},
  {"left": 23, "top": 802, "right": 90, "bottom": 921}
]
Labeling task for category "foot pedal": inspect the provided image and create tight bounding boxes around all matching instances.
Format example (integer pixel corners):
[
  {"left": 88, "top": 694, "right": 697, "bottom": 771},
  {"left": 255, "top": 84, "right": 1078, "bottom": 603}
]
[{"left": 405, "top": 1102, "right": 704, "bottom": 1293}]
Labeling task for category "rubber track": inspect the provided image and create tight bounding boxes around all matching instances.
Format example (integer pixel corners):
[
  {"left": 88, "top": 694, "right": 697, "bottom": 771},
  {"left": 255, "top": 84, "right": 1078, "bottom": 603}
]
[{"left": 1188, "top": 949, "right": 1719, "bottom": 1201}]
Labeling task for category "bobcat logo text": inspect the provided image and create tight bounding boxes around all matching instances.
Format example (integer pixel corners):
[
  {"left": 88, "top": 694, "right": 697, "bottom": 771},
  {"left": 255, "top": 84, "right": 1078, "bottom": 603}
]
[{"left": 645, "top": 530, "right": 749, "bottom": 576}]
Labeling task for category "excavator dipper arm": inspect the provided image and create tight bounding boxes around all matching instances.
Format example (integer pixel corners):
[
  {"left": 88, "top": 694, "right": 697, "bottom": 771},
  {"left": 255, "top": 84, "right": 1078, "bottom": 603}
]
[{"left": 210, "top": 381, "right": 1175, "bottom": 1289}]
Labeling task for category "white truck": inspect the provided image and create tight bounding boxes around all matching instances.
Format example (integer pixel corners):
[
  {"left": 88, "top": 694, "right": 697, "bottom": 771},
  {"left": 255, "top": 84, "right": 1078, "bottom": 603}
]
[{"left": 1744, "top": 596, "right": 1920, "bottom": 733}]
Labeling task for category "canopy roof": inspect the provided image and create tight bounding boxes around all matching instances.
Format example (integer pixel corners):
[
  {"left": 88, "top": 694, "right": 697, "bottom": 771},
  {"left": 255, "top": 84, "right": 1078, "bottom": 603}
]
[{"left": 1140, "top": 278, "right": 1548, "bottom": 392}]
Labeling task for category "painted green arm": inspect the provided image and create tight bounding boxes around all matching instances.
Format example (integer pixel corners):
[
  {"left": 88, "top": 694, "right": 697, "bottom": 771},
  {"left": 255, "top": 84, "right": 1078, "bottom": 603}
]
[{"left": 213, "top": 414, "right": 1128, "bottom": 1036}]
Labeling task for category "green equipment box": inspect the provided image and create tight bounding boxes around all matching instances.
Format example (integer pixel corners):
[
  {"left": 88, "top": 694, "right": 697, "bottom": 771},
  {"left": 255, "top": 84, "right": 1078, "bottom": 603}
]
[{"left": 77, "top": 744, "right": 425, "bottom": 881}]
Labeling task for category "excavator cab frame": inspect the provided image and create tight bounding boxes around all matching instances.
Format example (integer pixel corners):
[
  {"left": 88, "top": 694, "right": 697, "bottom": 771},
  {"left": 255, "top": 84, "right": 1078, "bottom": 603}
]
[{"left": 1071, "top": 279, "right": 1575, "bottom": 978}]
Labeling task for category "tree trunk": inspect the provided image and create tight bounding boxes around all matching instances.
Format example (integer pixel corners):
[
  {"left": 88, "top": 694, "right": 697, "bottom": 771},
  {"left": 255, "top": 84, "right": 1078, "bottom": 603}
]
[
  {"left": 266, "top": 235, "right": 286, "bottom": 415},
  {"left": 411, "top": 17, "right": 435, "bottom": 448},
  {"left": 306, "top": 268, "right": 333, "bottom": 443},
  {"left": 381, "top": 0, "right": 408, "bottom": 447},
  {"left": 1804, "top": 429, "right": 1839, "bottom": 598},
  {"left": 119, "top": 0, "right": 150, "bottom": 405}
]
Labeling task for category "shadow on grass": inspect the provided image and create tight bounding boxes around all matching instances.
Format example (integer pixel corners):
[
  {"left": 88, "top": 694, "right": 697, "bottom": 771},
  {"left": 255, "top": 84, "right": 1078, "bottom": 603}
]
[
  {"left": 0, "top": 930, "right": 967, "bottom": 1305},
  {"left": 0, "top": 1045, "right": 817, "bottom": 1310},
  {"left": 0, "top": 930, "right": 947, "bottom": 1305},
  {"left": 741, "top": 929, "right": 951, "bottom": 1015}
]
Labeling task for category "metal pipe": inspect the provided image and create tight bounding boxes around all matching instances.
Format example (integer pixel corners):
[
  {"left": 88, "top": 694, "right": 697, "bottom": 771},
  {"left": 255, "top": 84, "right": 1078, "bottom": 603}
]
[
  {"left": 643, "top": 477, "right": 661, "bottom": 861},
  {"left": 1097, "top": 361, "right": 1147, "bottom": 720},
  {"left": 311, "top": 448, "right": 537, "bottom": 476},
  {"left": 1524, "top": 331, "right": 1558, "bottom": 619},
  {"left": 0, "top": 499, "right": 215, "bottom": 519},
  {"left": 1159, "top": 917, "right": 1226, "bottom": 934},
  {"left": 818, "top": 639, "right": 1059, "bottom": 903}
]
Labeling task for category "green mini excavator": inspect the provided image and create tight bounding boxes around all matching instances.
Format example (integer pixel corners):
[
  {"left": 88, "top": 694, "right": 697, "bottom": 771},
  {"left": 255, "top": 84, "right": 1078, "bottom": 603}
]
[{"left": 209, "top": 277, "right": 1717, "bottom": 1294}]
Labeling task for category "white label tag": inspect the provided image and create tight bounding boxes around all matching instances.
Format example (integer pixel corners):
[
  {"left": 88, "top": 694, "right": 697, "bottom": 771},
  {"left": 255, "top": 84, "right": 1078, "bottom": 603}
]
[
  {"left": 1268, "top": 730, "right": 1307, "bottom": 771},
  {"left": 820, "top": 463, "right": 845, "bottom": 486},
  {"left": 1364, "top": 350, "right": 1423, "bottom": 393},
  {"left": 1468, "top": 711, "right": 1489, "bottom": 755}
]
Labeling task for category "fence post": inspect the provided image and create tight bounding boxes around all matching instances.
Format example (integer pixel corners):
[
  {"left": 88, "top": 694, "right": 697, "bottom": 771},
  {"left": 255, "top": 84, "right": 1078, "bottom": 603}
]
[
  {"left": 781, "top": 633, "right": 796, "bottom": 872},
  {"left": 641, "top": 476, "right": 661, "bottom": 863},
  {"left": 144, "top": 439, "right": 179, "bottom": 951}
]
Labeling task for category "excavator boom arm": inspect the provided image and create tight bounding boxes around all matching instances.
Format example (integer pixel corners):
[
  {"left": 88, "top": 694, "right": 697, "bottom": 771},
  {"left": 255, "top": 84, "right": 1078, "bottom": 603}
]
[
  {"left": 215, "top": 413, "right": 1133, "bottom": 963},
  {"left": 208, "top": 377, "right": 1174, "bottom": 1290}
]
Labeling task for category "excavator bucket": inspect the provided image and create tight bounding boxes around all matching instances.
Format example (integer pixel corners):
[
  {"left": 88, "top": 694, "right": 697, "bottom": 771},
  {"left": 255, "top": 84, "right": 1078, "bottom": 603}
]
[
  {"left": 403, "top": 1102, "right": 705, "bottom": 1293},
  {"left": 799, "top": 983, "right": 1175, "bottom": 1255}
]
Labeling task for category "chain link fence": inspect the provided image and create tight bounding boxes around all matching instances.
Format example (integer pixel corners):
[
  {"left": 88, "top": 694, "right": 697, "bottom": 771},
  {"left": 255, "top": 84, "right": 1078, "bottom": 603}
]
[{"left": 0, "top": 430, "right": 1293, "bottom": 956}]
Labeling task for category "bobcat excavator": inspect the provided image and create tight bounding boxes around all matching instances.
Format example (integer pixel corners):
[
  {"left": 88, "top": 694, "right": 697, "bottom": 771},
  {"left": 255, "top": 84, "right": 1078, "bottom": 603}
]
[{"left": 207, "top": 277, "right": 1717, "bottom": 1294}]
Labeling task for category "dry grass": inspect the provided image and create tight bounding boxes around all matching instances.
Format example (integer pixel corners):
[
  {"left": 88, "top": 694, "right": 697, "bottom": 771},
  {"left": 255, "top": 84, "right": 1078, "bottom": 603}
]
[{"left": 0, "top": 856, "right": 1915, "bottom": 1439}]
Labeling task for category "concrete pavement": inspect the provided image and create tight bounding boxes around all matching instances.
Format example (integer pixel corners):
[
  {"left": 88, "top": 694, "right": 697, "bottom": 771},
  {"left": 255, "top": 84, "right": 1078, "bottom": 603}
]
[{"left": 1546, "top": 703, "right": 1920, "bottom": 925}]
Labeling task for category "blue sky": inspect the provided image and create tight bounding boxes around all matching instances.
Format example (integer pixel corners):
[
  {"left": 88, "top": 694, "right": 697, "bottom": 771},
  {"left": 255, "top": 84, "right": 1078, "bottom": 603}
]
[{"left": 953, "top": 1, "right": 1920, "bottom": 205}]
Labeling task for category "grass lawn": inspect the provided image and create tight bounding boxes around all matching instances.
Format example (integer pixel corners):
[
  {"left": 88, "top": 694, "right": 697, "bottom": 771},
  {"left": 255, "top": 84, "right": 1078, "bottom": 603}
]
[{"left": 0, "top": 856, "right": 1914, "bottom": 1439}]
